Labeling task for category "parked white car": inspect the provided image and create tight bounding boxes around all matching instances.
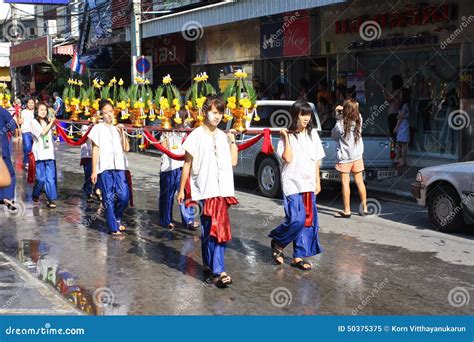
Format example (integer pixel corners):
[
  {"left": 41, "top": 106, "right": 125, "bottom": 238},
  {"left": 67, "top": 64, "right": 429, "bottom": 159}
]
[{"left": 411, "top": 161, "right": 474, "bottom": 232}]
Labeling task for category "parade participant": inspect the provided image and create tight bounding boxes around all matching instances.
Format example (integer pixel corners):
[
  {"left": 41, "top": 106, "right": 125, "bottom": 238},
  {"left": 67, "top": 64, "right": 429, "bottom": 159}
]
[
  {"left": 0, "top": 106, "right": 18, "bottom": 211},
  {"left": 331, "top": 98, "right": 368, "bottom": 218},
  {"left": 177, "top": 95, "right": 238, "bottom": 288},
  {"left": 158, "top": 112, "right": 198, "bottom": 230},
  {"left": 31, "top": 102, "right": 58, "bottom": 208},
  {"left": 268, "top": 100, "right": 324, "bottom": 270},
  {"left": 20, "top": 98, "right": 35, "bottom": 168},
  {"left": 80, "top": 125, "right": 94, "bottom": 201},
  {"left": 89, "top": 99, "right": 130, "bottom": 236}
]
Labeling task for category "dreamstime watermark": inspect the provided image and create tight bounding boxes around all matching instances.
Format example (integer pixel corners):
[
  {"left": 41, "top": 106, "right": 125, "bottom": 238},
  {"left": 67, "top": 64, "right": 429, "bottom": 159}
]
[
  {"left": 1, "top": 199, "right": 27, "bottom": 218},
  {"left": 352, "top": 278, "right": 389, "bottom": 315},
  {"left": 360, "top": 198, "right": 382, "bottom": 217},
  {"left": 257, "top": 206, "right": 285, "bottom": 229},
  {"left": 359, "top": 21, "right": 382, "bottom": 41},
  {"left": 174, "top": 282, "right": 208, "bottom": 314},
  {"left": 447, "top": 110, "right": 470, "bottom": 130},
  {"left": 1, "top": 283, "right": 35, "bottom": 310},
  {"left": 3, "top": 21, "right": 26, "bottom": 41},
  {"left": 440, "top": 16, "right": 474, "bottom": 49},
  {"left": 181, "top": 21, "right": 204, "bottom": 41},
  {"left": 270, "top": 287, "right": 292, "bottom": 308},
  {"left": 5, "top": 323, "right": 85, "bottom": 336},
  {"left": 184, "top": 199, "right": 204, "bottom": 219},
  {"left": 440, "top": 193, "right": 474, "bottom": 227},
  {"left": 447, "top": 286, "right": 472, "bottom": 308},
  {"left": 92, "top": 287, "right": 115, "bottom": 308},
  {"left": 363, "top": 101, "right": 389, "bottom": 130},
  {"left": 262, "top": 11, "right": 301, "bottom": 49}
]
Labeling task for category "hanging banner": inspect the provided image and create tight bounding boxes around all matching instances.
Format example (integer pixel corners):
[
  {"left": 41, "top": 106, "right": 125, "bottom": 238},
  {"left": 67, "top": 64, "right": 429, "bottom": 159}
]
[{"left": 10, "top": 36, "right": 51, "bottom": 68}]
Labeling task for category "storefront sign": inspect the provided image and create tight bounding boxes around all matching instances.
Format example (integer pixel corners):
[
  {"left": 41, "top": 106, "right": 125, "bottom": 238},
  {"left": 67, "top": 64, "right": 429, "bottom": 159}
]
[
  {"left": 348, "top": 32, "right": 439, "bottom": 50},
  {"left": 260, "top": 12, "right": 310, "bottom": 58},
  {"left": 336, "top": 3, "right": 454, "bottom": 35},
  {"left": 152, "top": 36, "right": 187, "bottom": 65},
  {"left": 10, "top": 36, "right": 51, "bottom": 68}
]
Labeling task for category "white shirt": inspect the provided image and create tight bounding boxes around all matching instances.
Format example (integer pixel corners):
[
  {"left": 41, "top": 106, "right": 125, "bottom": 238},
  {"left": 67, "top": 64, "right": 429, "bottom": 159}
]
[
  {"left": 88, "top": 123, "right": 126, "bottom": 174},
  {"left": 160, "top": 132, "right": 185, "bottom": 172},
  {"left": 80, "top": 125, "right": 92, "bottom": 159},
  {"left": 21, "top": 109, "right": 34, "bottom": 133},
  {"left": 31, "top": 119, "right": 55, "bottom": 161},
  {"left": 182, "top": 126, "right": 235, "bottom": 201},
  {"left": 277, "top": 129, "right": 325, "bottom": 196}
]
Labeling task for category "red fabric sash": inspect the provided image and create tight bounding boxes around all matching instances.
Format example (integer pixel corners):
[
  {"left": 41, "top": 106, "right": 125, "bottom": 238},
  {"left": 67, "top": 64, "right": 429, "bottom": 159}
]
[
  {"left": 54, "top": 121, "right": 93, "bottom": 146},
  {"left": 237, "top": 128, "right": 274, "bottom": 155},
  {"left": 27, "top": 152, "right": 36, "bottom": 184},
  {"left": 125, "top": 170, "right": 134, "bottom": 207},
  {"left": 142, "top": 129, "right": 186, "bottom": 161},
  {"left": 302, "top": 192, "right": 314, "bottom": 227},
  {"left": 203, "top": 196, "right": 239, "bottom": 243}
]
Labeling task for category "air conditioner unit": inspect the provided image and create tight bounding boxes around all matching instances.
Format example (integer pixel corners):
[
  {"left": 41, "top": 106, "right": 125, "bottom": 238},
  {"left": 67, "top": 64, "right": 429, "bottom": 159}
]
[{"left": 46, "top": 20, "right": 57, "bottom": 35}]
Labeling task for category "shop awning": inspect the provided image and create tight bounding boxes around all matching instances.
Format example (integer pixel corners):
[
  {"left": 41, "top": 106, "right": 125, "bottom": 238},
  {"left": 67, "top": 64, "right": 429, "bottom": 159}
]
[
  {"left": 53, "top": 44, "right": 74, "bottom": 56},
  {"left": 132, "top": 0, "right": 347, "bottom": 40}
]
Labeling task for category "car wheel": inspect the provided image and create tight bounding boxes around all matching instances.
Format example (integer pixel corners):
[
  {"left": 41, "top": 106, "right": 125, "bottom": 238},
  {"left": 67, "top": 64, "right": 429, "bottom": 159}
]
[
  {"left": 427, "top": 185, "right": 464, "bottom": 233},
  {"left": 257, "top": 158, "right": 281, "bottom": 198}
]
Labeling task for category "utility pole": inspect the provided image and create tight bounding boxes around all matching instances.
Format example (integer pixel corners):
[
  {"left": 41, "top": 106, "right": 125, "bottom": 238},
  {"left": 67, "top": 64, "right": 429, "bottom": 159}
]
[
  {"left": 130, "top": 0, "right": 141, "bottom": 83},
  {"left": 10, "top": 5, "right": 20, "bottom": 98}
]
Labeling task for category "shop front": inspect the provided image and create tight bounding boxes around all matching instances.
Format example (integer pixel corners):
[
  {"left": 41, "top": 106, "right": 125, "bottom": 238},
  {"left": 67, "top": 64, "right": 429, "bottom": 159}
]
[
  {"left": 319, "top": 0, "right": 474, "bottom": 163},
  {"left": 142, "top": 34, "right": 195, "bottom": 89},
  {"left": 10, "top": 36, "right": 52, "bottom": 97},
  {"left": 257, "top": 10, "right": 328, "bottom": 102},
  {"left": 193, "top": 20, "right": 260, "bottom": 92}
]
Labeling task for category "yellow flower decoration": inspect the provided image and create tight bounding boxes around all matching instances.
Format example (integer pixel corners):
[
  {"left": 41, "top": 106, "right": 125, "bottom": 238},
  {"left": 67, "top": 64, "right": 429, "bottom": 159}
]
[
  {"left": 162, "top": 74, "right": 172, "bottom": 85},
  {"left": 195, "top": 96, "right": 206, "bottom": 109},
  {"left": 118, "top": 78, "right": 124, "bottom": 86},
  {"left": 223, "top": 114, "right": 232, "bottom": 123},
  {"left": 239, "top": 98, "right": 252, "bottom": 109},
  {"left": 139, "top": 144, "right": 146, "bottom": 150},
  {"left": 159, "top": 97, "right": 170, "bottom": 110},
  {"left": 234, "top": 69, "right": 248, "bottom": 79},
  {"left": 174, "top": 117, "right": 182, "bottom": 125},
  {"left": 187, "top": 100, "right": 193, "bottom": 108},
  {"left": 77, "top": 80, "right": 83, "bottom": 87},
  {"left": 253, "top": 114, "right": 261, "bottom": 122}
]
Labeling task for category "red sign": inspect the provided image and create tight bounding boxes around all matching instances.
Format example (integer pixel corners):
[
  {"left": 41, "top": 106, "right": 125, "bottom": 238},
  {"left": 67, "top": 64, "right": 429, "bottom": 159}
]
[
  {"left": 152, "top": 35, "right": 187, "bottom": 65},
  {"left": 283, "top": 16, "right": 310, "bottom": 57},
  {"left": 10, "top": 36, "right": 51, "bottom": 68},
  {"left": 335, "top": 3, "right": 453, "bottom": 35}
]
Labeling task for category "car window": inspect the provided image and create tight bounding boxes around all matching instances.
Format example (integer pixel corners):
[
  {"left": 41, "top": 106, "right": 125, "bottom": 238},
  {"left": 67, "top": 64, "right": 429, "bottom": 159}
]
[{"left": 252, "top": 105, "right": 319, "bottom": 129}]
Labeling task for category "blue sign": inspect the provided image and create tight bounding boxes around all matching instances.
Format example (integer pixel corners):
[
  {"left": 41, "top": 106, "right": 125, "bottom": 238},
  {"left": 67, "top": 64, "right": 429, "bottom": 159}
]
[
  {"left": 136, "top": 57, "right": 151, "bottom": 74},
  {"left": 260, "top": 21, "right": 284, "bottom": 58},
  {"left": 4, "top": 0, "right": 69, "bottom": 4}
]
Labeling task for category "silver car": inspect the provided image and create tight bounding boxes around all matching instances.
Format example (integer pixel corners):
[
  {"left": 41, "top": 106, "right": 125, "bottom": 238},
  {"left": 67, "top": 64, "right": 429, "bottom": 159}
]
[{"left": 411, "top": 161, "right": 474, "bottom": 232}]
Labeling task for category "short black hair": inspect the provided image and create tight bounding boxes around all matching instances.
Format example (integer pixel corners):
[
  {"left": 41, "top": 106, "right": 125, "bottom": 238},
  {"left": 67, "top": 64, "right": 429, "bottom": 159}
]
[{"left": 202, "top": 95, "right": 225, "bottom": 113}]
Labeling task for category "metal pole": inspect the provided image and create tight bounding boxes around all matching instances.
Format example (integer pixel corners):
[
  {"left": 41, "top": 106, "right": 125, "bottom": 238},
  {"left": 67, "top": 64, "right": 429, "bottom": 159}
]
[
  {"left": 130, "top": 0, "right": 141, "bottom": 83},
  {"left": 10, "top": 5, "right": 20, "bottom": 98}
]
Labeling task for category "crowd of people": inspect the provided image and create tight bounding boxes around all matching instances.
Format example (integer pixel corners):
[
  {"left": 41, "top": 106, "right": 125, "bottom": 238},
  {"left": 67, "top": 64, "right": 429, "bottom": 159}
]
[{"left": 1, "top": 84, "right": 373, "bottom": 289}]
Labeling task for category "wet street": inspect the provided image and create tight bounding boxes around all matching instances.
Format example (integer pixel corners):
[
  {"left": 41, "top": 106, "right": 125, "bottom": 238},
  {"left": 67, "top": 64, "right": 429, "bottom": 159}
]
[{"left": 0, "top": 140, "right": 473, "bottom": 315}]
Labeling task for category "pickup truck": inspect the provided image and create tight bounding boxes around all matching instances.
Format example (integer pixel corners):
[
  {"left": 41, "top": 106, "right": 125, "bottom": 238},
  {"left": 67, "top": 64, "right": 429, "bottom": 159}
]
[{"left": 225, "top": 100, "right": 398, "bottom": 198}]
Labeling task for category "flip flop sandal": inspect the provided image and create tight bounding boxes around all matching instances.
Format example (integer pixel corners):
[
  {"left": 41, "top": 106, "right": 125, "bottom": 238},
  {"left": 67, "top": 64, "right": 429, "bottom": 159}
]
[
  {"left": 47, "top": 202, "right": 57, "bottom": 209},
  {"left": 119, "top": 225, "right": 126, "bottom": 232},
  {"left": 111, "top": 231, "right": 123, "bottom": 236},
  {"left": 214, "top": 274, "right": 233, "bottom": 288},
  {"left": 334, "top": 211, "right": 351, "bottom": 218},
  {"left": 271, "top": 241, "right": 284, "bottom": 265},
  {"left": 291, "top": 260, "right": 312, "bottom": 271}
]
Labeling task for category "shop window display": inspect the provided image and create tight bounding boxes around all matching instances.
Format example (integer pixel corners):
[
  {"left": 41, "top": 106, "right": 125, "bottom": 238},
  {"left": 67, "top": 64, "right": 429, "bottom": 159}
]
[{"left": 357, "top": 48, "right": 460, "bottom": 158}]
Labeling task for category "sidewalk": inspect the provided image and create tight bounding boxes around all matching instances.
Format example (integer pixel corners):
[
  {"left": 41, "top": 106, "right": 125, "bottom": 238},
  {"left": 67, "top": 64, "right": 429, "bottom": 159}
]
[{"left": 0, "top": 252, "right": 81, "bottom": 315}]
